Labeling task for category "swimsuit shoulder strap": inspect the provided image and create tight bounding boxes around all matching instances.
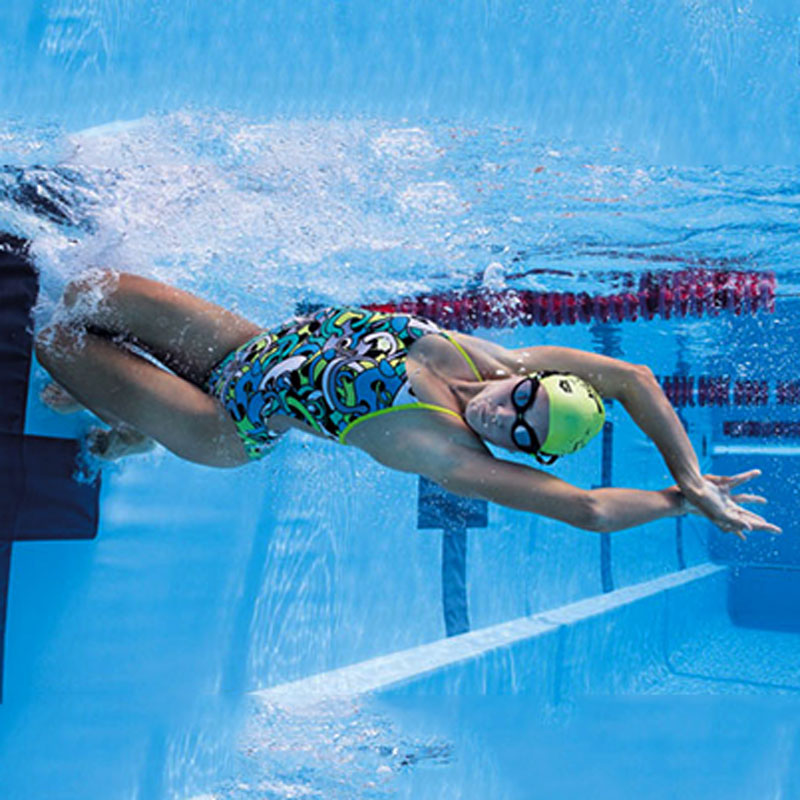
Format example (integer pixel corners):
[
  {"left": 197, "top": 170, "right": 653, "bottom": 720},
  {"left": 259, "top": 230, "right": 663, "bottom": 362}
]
[
  {"left": 338, "top": 402, "right": 463, "bottom": 445},
  {"left": 438, "top": 331, "right": 483, "bottom": 382}
]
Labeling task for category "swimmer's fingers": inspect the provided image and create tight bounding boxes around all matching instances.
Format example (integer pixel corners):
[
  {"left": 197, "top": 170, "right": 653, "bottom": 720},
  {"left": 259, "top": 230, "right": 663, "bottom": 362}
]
[
  {"left": 729, "top": 492, "right": 781, "bottom": 532},
  {"left": 687, "top": 496, "right": 782, "bottom": 537},
  {"left": 743, "top": 513, "right": 782, "bottom": 535},
  {"left": 726, "top": 487, "right": 781, "bottom": 536},
  {"left": 729, "top": 488, "right": 781, "bottom": 534},
  {"left": 730, "top": 493, "right": 767, "bottom": 505},
  {"left": 732, "top": 506, "right": 782, "bottom": 535},
  {"left": 703, "top": 470, "right": 761, "bottom": 489},
  {"left": 726, "top": 469, "right": 762, "bottom": 488}
]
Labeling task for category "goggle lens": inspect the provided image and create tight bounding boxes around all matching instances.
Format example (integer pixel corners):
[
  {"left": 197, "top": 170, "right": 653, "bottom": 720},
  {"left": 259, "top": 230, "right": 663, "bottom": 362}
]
[
  {"left": 511, "top": 423, "right": 534, "bottom": 450},
  {"left": 510, "top": 376, "right": 541, "bottom": 454},
  {"left": 511, "top": 377, "right": 536, "bottom": 411}
]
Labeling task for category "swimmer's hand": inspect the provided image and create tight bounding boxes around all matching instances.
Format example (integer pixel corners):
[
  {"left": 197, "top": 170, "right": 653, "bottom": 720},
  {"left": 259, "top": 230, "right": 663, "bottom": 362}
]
[{"left": 676, "top": 469, "right": 782, "bottom": 541}]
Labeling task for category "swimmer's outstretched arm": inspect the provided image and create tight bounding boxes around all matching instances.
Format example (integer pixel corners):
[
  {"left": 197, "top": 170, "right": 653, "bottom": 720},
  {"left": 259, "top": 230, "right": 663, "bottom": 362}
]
[
  {"left": 373, "top": 437, "right": 686, "bottom": 533},
  {"left": 370, "top": 432, "right": 777, "bottom": 535},
  {"left": 420, "top": 447, "right": 775, "bottom": 536},
  {"left": 428, "top": 447, "right": 685, "bottom": 533}
]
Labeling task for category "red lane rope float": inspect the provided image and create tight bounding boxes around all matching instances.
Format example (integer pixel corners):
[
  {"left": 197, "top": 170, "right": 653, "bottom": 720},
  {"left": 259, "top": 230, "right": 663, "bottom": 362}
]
[{"left": 365, "top": 269, "right": 776, "bottom": 331}]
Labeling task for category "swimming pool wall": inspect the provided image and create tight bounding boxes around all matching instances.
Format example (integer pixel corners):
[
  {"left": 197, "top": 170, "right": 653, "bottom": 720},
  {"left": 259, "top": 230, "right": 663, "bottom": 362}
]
[
  {"left": 253, "top": 563, "right": 728, "bottom": 702},
  {"left": 707, "top": 298, "right": 800, "bottom": 632},
  {"left": 1, "top": 0, "right": 798, "bottom": 164}
]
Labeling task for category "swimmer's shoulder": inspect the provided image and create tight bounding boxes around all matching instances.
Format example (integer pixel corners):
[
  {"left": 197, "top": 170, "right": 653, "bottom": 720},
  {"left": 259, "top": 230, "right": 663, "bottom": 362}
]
[{"left": 426, "top": 328, "right": 517, "bottom": 380}]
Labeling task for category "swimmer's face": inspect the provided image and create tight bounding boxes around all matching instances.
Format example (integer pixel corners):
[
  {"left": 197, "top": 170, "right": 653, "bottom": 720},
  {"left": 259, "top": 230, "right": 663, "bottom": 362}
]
[{"left": 464, "top": 377, "right": 549, "bottom": 453}]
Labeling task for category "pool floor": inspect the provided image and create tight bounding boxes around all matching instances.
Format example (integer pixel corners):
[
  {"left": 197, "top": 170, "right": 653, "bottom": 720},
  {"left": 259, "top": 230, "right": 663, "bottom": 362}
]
[
  {"left": 220, "top": 566, "right": 800, "bottom": 800},
  {"left": 375, "top": 619, "right": 800, "bottom": 800}
]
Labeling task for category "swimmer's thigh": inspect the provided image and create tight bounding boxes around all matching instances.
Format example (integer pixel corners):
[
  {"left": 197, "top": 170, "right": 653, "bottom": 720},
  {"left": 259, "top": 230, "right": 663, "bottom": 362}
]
[
  {"left": 62, "top": 270, "right": 264, "bottom": 386},
  {"left": 36, "top": 324, "right": 251, "bottom": 467}
]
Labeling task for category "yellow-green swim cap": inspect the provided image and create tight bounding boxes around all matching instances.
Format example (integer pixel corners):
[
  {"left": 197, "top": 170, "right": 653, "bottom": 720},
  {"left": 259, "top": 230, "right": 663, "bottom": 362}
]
[{"left": 537, "top": 372, "right": 605, "bottom": 459}]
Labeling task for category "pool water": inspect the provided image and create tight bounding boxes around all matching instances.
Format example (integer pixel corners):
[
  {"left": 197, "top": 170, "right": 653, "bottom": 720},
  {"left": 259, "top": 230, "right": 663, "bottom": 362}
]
[
  {"left": 1, "top": 2, "right": 799, "bottom": 799},
  {"left": 2, "top": 109, "right": 799, "bottom": 800}
]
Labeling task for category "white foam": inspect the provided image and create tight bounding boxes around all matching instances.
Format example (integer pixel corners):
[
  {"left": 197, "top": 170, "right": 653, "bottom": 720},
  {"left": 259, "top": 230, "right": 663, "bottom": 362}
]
[
  {"left": 398, "top": 181, "right": 463, "bottom": 215},
  {"left": 371, "top": 127, "right": 440, "bottom": 161}
]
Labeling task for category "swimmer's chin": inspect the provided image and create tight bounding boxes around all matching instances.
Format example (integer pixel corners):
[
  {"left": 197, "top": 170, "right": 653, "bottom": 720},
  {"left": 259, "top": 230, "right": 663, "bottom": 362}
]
[
  {"left": 463, "top": 398, "right": 483, "bottom": 435},
  {"left": 464, "top": 400, "right": 507, "bottom": 451}
]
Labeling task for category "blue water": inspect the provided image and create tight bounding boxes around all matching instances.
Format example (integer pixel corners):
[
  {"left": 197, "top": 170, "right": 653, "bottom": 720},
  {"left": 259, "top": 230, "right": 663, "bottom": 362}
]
[
  {"left": 1, "top": 0, "right": 799, "bottom": 163},
  {"left": 1, "top": 2, "right": 799, "bottom": 799}
]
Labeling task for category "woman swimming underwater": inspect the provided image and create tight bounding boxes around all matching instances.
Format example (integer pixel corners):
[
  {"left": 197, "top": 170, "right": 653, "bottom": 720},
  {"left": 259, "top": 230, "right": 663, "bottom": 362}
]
[{"left": 35, "top": 270, "right": 781, "bottom": 540}]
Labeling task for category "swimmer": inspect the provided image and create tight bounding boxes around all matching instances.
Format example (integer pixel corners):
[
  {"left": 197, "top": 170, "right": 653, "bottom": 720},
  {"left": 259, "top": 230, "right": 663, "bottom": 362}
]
[{"left": 34, "top": 270, "right": 781, "bottom": 540}]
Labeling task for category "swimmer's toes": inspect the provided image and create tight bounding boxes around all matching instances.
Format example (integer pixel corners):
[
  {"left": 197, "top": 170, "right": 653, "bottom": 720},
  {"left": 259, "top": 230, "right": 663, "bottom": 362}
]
[
  {"left": 86, "top": 427, "right": 112, "bottom": 458},
  {"left": 41, "top": 381, "right": 85, "bottom": 414},
  {"left": 87, "top": 426, "right": 156, "bottom": 461}
]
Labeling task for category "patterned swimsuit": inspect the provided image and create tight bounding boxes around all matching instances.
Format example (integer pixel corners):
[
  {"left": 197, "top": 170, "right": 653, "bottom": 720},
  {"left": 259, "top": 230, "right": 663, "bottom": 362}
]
[{"left": 203, "top": 306, "right": 482, "bottom": 461}]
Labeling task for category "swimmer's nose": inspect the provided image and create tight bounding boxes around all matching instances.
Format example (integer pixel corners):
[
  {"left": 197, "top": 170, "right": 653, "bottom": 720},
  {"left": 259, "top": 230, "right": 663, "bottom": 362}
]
[{"left": 492, "top": 405, "right": 513, "bottom": 429}]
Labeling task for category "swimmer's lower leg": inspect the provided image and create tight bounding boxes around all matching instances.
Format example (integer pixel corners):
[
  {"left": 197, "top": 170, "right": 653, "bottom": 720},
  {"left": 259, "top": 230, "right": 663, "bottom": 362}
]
[{"left": 37, "top": 330, "right": 155, "bottom": 460}]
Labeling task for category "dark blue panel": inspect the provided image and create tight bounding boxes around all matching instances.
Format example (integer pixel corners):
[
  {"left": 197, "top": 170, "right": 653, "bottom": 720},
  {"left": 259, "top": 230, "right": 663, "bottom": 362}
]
[
  {"left": 599, "top": 419, "right": 614, "bottom": 593},
  {"left": 442, "top": 529, "right": 470, "bottom": 637},
  {"left": 728, "top": 566, "right": 800, "bottom": 632},
  {"left": 0, "top": 433, "right": 100, "bottom": 542},
  {"left": 0, "top": 234, "right": 34, "bottom": 706},
  {"left": 0, "top": 234, "right": 100, "bottom": 706},
  {"left": 418, "top": 477, "right": 485, "bottom": 637},
  {"left": 0, "top": 235, "right": 37, "bottom": 434},
  {"left": 417, "top": 476, "right": 487, "bottom": 530},
  {"left": 710, "top": 452, "right": 800, "bottom": 567}
]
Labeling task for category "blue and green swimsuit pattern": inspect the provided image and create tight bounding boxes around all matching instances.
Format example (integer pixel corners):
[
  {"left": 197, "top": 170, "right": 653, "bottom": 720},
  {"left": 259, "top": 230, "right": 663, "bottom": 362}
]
[{"left": 203, "top": 306, "right": 474, "bottom": 461}]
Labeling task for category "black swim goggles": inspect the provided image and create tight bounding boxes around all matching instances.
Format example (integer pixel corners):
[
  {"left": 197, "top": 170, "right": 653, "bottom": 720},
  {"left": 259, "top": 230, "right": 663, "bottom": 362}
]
[{"left": 510, "top": 373, "right": 559, "bottom": 465}]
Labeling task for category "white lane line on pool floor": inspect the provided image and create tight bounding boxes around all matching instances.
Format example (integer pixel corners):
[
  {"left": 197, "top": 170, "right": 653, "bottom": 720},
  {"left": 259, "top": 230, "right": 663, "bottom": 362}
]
[
  {"left": 251, "top": 563, "right": 725, "bottom": 706},
  {"left": 712, "top": 445, "right": 800, "bottom": 456}
]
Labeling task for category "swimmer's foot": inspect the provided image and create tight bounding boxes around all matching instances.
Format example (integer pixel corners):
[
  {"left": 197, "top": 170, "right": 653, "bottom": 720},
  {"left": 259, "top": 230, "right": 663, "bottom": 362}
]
[
  {"left": 40, "top": 380, "right": 85, "bottom": 414},
  {"left": 87, "top": 426, "right": 156, "bottom": 461}
]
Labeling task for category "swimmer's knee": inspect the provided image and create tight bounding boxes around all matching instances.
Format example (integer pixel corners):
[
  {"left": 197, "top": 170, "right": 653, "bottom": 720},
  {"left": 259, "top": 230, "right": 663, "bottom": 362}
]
[
  {"left": 34, "top": 325, "right": 55, "bottom": 363},
  {"left": 62, "top": 268, "right": 121, "bottom": 317},
  {"left": 34, "top": 322, "right": 85, "bottom": 365}
]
